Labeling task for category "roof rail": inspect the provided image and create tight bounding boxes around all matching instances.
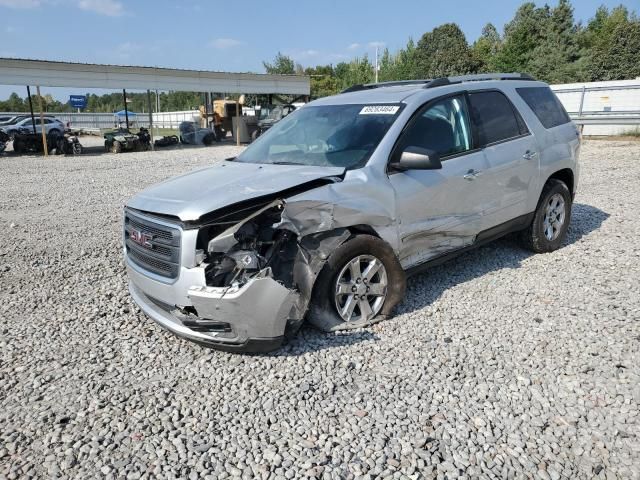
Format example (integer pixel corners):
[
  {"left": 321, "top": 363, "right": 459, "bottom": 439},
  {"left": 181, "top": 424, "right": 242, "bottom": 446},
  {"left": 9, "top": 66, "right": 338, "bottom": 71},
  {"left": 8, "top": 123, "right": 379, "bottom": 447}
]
[
  {"left": 341, "top": 73, "right": 535, "bottom": 94},
  {"left": 341, "top": 79, "right": 433, "bottom": 94},
  {"left": 425, "top": 73, "right": 535, "bottom": 88}
]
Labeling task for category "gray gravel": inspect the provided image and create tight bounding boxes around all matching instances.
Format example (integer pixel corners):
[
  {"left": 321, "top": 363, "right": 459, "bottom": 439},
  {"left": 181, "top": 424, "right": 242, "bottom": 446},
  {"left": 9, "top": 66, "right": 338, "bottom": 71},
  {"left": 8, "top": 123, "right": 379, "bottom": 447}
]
[{"left": 1, "top": 139, "right": 639, "bottom": 479}]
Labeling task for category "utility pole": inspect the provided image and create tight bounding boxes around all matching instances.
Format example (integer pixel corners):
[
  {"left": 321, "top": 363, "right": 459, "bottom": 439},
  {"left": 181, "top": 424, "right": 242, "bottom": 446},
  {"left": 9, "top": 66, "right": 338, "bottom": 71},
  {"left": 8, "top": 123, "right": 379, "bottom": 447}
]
[
  {"left": 122, "top": 88, "right": 129, "bottom": 131},
  {"left": 375, "top": 46, "right": 379, "bottom": 83},
  {"left": 26, "top": 86, "right": 36, "bottom": 135},
  {"left": 36, "top": 85, "right": 48, "bottom": 156}
]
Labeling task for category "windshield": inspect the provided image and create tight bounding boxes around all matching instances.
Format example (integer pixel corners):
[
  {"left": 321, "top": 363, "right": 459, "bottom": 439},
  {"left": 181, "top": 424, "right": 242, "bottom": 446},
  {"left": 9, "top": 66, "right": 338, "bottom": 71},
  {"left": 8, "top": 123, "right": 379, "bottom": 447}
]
[
  {"left": 236, "top": 103, "right": 402, "bottom": 169},
  {"left": 267, "top": 106, "right": 282, "bottom": 120}
]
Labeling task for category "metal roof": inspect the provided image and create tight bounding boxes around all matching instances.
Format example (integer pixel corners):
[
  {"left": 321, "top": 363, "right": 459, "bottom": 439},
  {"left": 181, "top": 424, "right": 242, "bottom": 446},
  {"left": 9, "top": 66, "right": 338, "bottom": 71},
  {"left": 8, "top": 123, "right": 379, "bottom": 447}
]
[{"left": 0, "top": 58, "right": 310, "bottom": 95}]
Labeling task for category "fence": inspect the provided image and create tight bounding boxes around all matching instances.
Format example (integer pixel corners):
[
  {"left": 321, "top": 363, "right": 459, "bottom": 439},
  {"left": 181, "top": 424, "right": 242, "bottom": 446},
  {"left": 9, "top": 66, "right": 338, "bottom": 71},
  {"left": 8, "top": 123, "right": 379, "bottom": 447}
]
[
  {"left": 3, "top": 80, "right": 640, "bottom": 136},
  {"left": 0, "top": 110, "right": 200, "bottom": 130},
  {"left": 551, "top": 80, "right": 640, "bottom": 136}
]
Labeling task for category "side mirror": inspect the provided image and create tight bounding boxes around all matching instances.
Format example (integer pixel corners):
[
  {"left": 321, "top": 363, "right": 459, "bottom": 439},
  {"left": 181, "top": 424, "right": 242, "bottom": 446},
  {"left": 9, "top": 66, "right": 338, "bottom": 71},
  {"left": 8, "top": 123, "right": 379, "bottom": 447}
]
[{"left": 391, "top": 146, "right": 442, "bottom": 171}]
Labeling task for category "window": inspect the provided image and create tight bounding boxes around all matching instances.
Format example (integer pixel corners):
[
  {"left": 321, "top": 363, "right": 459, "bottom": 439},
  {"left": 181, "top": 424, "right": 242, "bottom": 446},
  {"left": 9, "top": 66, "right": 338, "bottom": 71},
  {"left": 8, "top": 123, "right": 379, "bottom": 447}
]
[
  {"left": 517, "top": 86, "right": 571, "bottom": 129},
  {"left": 235, "top": 104, "right": 402, "bottom": 169},
  {"left": 400, "top": 95, "right": 472, "bottom": 158},
  {"left": 468, "top": 91, "right": 527, "bottom": 146}
]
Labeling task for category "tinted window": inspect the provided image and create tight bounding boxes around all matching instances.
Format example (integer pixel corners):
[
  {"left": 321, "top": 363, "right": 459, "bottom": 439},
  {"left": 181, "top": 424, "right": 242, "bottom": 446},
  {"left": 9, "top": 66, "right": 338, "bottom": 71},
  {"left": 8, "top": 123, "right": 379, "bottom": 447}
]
[
  {"left": 517, "top": 86, "right": 570, "bottom": 129},
  {"left": 469, "top": 91, "right": 525, "bottom": 146},
  {"left": 400, "top": 95, "right": 472, "bottom": 158}
]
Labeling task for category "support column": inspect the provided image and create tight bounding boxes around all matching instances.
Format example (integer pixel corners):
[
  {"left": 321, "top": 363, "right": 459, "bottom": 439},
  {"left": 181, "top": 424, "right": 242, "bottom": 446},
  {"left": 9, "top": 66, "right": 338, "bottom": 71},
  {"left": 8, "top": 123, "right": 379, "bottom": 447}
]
[
  {"left": 36, "top": 85, "right": 48, "bottom": 156},
  {"left": 147, "top": 89, "right": 154, "bottom": 150},
  {"left": 26, "top": 86, "right": 36, "bottom": 135},
  {"left": 122, "top": 88, "right": 129, "bottom": 130}
]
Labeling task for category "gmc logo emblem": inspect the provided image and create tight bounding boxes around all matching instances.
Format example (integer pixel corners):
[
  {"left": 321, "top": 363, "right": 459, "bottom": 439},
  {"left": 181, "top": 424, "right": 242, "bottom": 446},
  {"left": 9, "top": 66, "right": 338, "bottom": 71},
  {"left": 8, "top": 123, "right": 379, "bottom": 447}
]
[{"left": 130, "top": 228, "right": 153, "bottom": 248}]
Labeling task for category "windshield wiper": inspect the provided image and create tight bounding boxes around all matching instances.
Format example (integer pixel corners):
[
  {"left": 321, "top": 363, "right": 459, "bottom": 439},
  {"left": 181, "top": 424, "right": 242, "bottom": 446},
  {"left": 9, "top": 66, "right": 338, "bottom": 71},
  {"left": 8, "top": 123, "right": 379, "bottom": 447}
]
[{"left": 271, "top": 161, "right": 304, "bottom": 166}]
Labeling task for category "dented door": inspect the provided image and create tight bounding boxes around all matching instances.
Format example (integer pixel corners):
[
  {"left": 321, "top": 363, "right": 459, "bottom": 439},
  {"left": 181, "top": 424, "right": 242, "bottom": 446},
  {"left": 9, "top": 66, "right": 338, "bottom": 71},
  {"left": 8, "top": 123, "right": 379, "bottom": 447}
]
[{"left": 390, "top": 149, "right": 491, "bottom": 269}]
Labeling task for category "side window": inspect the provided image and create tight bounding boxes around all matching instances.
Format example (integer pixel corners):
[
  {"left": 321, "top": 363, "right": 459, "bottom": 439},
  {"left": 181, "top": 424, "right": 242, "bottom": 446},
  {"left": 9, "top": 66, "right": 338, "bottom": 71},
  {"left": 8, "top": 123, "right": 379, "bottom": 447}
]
[
  {"left": 516, "top": 86, "right": 571, "bottom": 129},
  {"left": 468, "top": 91, "right": 526, "bottom": 146},
  {"left": 400, "top": 95, "right": 472, "bottom": 158}
]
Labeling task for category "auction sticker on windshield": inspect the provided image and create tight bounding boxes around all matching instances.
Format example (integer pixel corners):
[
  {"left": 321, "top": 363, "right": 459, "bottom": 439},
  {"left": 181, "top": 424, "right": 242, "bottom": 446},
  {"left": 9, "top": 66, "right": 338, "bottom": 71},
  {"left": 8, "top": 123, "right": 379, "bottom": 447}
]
[{"left": 360, "top": 105, "right": 400, "bottom": 115}]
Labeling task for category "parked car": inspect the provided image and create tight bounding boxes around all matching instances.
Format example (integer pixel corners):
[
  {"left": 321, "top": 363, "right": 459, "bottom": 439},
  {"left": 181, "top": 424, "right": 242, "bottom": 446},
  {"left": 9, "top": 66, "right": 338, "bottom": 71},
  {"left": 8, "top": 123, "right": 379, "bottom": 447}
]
[
  {"left": 123, "top": 73, "right": 580, "bottom": 352},
  {"left": 0, "top": 115, "right": 29, "bottom": 128},
  {"left": 2, "top": 116, "right": 66, "bottom": 138}
]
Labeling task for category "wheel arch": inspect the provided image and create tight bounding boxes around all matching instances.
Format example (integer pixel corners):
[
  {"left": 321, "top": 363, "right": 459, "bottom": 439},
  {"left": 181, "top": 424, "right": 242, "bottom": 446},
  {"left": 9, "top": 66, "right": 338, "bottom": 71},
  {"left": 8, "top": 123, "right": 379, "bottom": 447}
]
[{"left": 547, "top": 168, "right": 574, "bottom": 198}]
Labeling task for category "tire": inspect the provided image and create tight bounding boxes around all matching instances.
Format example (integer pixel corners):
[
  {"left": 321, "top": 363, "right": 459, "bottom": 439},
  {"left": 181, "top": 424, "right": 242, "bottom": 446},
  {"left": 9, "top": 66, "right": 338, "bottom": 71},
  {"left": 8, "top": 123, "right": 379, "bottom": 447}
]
[
  {"left": 13, "top": 138, "right": 24, "bottom": 154},
  {"left": 48, "top": 129, "right": 61, "bottom": 137},
  {"left": 521, "top": 178, "right": 572, "bottom": 253},
  {"left": 308, "top": 234, "right": 406, "bottom": 332},
  {"left": 110, "top": 140, "right": 122, "bottom": 154},
  {"left": 202, "top": 133, "right": 215, "bottom": 146},
  {"left": 251, "top": 130, "right": 260, "bottom": 142}
]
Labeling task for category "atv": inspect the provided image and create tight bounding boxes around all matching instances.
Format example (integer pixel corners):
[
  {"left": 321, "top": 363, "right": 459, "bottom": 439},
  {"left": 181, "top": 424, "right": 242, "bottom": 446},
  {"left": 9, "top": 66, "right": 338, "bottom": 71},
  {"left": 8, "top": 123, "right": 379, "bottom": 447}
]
[
  {"left": 12, "top": 128, "right": 59, "bottom": 155},
  {"left": 104, "top": 127, "right": 151, "bottom": 153},
  {"left": 251, "top": 104, "right": 296, "bottom": 142},
  {"left": 0, "top": 129, "right": 9, "bottom": 154}
]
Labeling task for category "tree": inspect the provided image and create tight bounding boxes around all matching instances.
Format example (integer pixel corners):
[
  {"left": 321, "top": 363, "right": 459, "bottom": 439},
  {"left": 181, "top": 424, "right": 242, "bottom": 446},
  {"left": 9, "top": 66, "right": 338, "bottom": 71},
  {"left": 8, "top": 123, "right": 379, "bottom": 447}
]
[
  {"left": 263, "top": 52, "right": 295, "bottom": 75},
  {"left": 527, "top": 0, "right": 582, "bottom": 83},
  {"left": 4, "top": 92, "right": 26, "bottom": 111},
  {"left": 583, "top": 6, "right": 640, "bottom": 80},
  {"left": 472, "top": 23, "right": 501, "bottom": 72},
  {"left": 493, "top": 3, "right": 550, "bottom": 74},
  {"left": 305, "top": 65, "right": 339, "bottom": 98},
  {"left": 413, "top": 23, "right": 477, "bottom": 78}
]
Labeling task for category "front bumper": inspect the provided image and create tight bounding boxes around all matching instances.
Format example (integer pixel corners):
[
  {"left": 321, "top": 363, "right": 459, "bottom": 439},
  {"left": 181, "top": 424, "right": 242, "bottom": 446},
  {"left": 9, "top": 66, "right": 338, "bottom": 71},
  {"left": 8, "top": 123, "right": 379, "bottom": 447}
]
[{"left": 128, "top": 269, "right": 297, "bottom": 353}]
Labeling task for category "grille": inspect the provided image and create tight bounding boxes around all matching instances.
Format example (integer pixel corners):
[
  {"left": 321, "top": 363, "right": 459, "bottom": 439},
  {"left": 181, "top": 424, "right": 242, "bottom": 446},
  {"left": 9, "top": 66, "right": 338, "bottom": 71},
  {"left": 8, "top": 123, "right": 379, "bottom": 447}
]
[{"left": 124, "top": 210, "right": 181, "bottom": 279}]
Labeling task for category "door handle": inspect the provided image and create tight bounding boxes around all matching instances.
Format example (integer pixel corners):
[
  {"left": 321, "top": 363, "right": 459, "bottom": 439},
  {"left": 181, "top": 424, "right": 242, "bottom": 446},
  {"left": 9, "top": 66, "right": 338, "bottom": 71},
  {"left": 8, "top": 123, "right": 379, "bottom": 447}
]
[
  {"left": 463, "top": 169, "right": 481, "bottom": 181},
  {"left": 523, "top": 150, "right": 537, "bottom": 160}
]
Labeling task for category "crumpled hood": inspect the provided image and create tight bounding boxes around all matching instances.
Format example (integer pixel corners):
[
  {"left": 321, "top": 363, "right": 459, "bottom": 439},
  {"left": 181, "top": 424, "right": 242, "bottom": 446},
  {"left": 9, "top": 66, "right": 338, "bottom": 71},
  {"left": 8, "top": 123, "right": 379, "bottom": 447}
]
[{"left": 126, "top": 161, "right": 345, "bottom": 222}]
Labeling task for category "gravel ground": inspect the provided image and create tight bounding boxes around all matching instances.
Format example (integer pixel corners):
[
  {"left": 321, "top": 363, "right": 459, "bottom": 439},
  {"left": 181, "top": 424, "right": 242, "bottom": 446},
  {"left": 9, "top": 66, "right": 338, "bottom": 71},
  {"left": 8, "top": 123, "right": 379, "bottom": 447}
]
[{"left": 1, "top": 140, "right": 639, "bottom": 480}]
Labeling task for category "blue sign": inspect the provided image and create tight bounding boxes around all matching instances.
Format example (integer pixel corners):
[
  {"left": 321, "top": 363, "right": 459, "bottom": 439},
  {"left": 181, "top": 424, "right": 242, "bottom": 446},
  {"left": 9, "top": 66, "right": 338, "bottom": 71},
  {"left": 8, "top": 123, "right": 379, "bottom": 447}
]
[{"left": 69, "top": 95, "right": 87, "bottom": 109}]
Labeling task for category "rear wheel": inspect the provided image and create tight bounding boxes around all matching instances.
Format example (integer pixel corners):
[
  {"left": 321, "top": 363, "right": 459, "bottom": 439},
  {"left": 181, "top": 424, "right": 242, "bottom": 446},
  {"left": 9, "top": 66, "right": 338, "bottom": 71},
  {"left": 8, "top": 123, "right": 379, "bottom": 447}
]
[
  {"left": 308, "top": 235, "right": 406, "bottom": 332},
  {"left": 13, "top": 138, "right": 24, "bottom": 154},
  {"left": 521, "top": 178, "right": 572, "bottom": 253}
]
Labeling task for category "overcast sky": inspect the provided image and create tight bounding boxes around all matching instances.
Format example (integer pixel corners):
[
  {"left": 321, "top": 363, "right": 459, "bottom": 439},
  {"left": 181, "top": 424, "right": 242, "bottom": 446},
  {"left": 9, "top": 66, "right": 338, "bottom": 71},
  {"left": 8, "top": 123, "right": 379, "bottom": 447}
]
[{"left": 0, "top": 0, "right": 637, "bottom": 101}]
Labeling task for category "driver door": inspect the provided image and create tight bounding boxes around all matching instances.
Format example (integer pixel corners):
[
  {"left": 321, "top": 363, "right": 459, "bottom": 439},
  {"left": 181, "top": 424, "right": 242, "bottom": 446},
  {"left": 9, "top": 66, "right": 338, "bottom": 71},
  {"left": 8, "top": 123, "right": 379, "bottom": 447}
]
[{"left": 389, "top": 94, "right": 492, "bottom": 268}]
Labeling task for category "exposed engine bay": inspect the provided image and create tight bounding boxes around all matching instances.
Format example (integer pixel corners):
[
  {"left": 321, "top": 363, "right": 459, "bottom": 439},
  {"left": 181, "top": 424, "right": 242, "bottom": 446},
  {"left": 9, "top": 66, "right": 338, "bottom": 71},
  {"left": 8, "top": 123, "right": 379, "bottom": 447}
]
[{"left": 195, "top": 198, "right": 351, "bottom": 326}]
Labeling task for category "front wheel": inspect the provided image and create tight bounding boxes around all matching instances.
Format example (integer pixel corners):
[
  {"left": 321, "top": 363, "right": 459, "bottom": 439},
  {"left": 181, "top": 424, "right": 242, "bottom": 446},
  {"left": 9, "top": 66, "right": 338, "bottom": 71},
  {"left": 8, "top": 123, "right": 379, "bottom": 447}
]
[
  {"left": 521, "top": 178, "right": 572, "bottom": 253},
  {"left": 308, "top": 235, "right": 406, "bottom": 332}
]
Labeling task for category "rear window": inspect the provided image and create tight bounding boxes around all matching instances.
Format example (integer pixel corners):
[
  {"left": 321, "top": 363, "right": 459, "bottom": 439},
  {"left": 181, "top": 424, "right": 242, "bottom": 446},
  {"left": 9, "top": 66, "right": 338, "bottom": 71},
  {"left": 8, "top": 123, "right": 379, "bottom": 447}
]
[
  {"left": 468, "top": 91, "right": 528, "bottom": 146},
  {"left": 516, "top": 87, "right": 571, "bottom": 129}
]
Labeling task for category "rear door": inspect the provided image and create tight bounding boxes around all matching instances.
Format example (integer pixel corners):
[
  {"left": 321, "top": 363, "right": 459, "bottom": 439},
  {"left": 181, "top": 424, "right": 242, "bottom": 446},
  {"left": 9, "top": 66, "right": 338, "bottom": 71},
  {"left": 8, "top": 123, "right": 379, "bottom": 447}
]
[
  {"left": 467, "top": 90, "right": 539, "bottom": 227},
  {"left": 389, "top": 94, "right": 492, "bottom": 268}
]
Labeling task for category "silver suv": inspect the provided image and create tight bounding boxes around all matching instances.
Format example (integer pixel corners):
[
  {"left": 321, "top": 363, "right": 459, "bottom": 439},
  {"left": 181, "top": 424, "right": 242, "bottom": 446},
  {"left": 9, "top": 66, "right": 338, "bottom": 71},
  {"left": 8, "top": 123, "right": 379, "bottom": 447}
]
[{"left": 124, "top": 73, "right": 580, "bottom": 352}]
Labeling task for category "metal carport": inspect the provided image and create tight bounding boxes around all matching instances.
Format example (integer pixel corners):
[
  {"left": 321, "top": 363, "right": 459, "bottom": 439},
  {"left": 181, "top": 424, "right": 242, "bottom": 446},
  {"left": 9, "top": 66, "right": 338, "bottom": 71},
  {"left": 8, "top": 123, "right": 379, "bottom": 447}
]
[{"left": 0, "top": 57, "right": 310, "bottom": 152}]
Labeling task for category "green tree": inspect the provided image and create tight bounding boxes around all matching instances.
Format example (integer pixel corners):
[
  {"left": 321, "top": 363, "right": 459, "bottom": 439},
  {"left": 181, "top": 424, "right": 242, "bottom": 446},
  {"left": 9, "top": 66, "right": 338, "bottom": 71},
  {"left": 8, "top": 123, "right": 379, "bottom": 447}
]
[
  {"left": 413, "top": 23, "right": 477, "bottom": 78},
  {"left": 5, "top": 92, "right": 26, "bottom": 111},
  {"left": 305, "top": 65, "right": 339, "bottom": 98},
  {"left": 263, "top": 52, "right": 295, "bottom": 75},
  {"left": 583, "top": 6, "right": 640, "bottom": 80},
  {"left": 527, "top": 0, "right": 582, "bottom": 83},
  {"left": 493, "top": 3, "right": 550, "bottom": 74},
  {"left": 472, "top": 23, "right": 501, "bottom": 72}
]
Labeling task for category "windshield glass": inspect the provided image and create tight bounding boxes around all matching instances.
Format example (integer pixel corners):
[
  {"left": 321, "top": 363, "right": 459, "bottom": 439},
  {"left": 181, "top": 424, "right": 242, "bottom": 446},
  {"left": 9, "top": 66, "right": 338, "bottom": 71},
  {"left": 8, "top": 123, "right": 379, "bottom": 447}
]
[
  {"left": 235, "top": 103, "right": 402, "bottom": 169},
  {"left": 267, "top": 106, "right": 282, "bottom": 120}
]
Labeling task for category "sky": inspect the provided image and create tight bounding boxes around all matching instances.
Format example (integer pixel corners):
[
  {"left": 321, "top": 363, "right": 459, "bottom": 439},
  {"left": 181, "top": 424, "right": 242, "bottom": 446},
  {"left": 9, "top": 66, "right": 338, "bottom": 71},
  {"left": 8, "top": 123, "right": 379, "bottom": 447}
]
[{"left": 0, "top": 0, "right": 638, "bottom": 101}]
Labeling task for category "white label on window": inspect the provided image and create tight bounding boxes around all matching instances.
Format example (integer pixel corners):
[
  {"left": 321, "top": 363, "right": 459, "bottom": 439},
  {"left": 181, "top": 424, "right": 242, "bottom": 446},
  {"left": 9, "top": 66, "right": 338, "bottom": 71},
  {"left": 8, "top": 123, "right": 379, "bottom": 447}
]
[{"left": 359, "top": 105, "right": 399, "bottom": 115}]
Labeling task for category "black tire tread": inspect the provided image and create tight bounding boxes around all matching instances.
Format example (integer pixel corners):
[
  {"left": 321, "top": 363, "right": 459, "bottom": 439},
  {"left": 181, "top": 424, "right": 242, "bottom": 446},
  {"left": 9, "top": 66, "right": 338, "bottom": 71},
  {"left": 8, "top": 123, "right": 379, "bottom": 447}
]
[
  {"left": 521, "top": 178, "right": 572, "bottom": 253},
  {"left": 308, "top": 234, "right": 406, "bottom": 332}
]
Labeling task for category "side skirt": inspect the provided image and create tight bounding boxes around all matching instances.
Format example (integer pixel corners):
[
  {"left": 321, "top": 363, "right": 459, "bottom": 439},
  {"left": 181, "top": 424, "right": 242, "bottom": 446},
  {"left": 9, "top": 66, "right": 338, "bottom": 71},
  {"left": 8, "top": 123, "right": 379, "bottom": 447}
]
[{"left": 405, "top": 212, "right": 534, "bottom": 278}]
